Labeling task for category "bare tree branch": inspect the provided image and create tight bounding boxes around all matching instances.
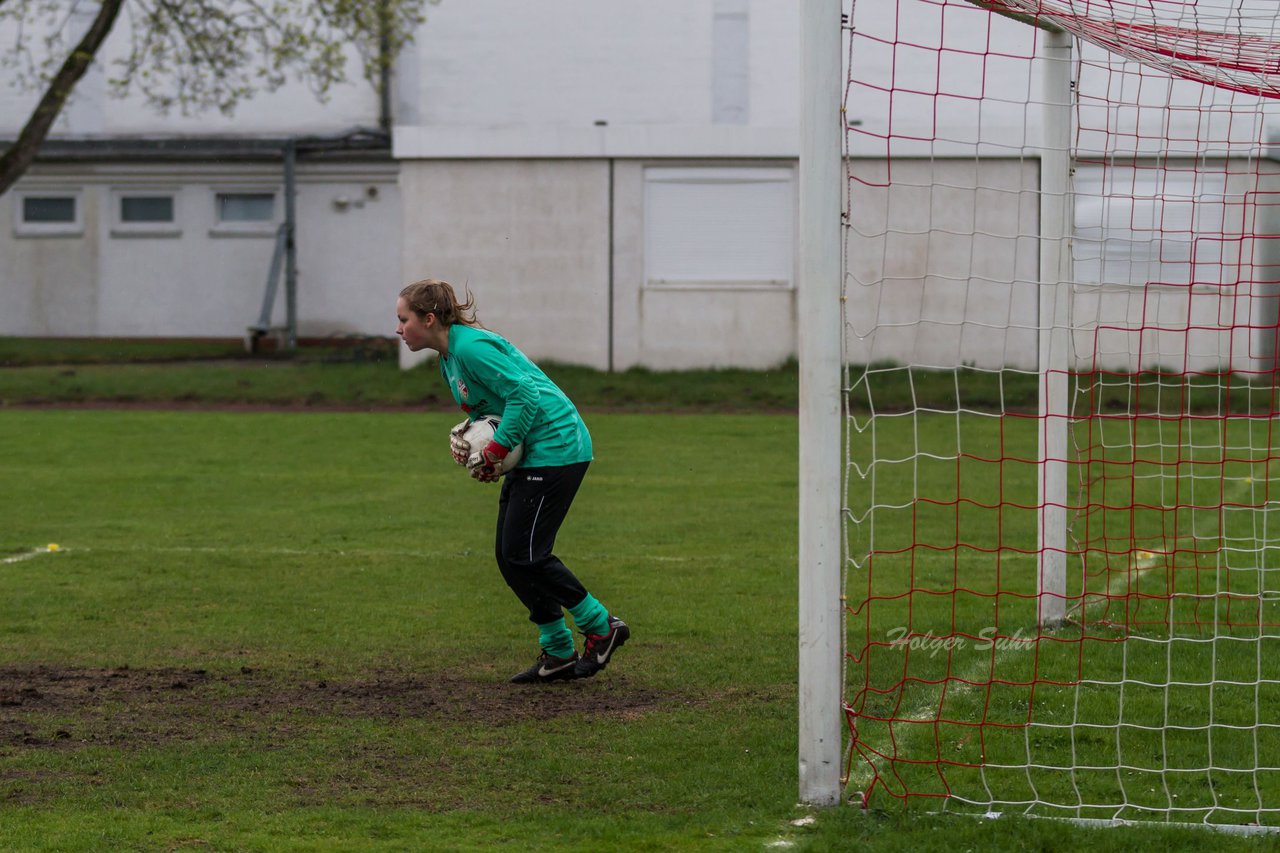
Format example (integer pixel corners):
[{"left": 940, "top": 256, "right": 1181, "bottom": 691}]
[
  {"left": 0, "top": 0, "right": 431, "bottom": 194},
  {"left": 0, "top": 0, "right": 126, "bottom": 195}
]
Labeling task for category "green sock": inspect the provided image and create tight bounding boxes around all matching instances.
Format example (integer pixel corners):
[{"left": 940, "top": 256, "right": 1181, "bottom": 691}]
[
  {"left": 567, "top": 594, "right": 609, "bottom": 637},
  {"left": 537, "top": 618, "right": 576, "bottom": 659}
]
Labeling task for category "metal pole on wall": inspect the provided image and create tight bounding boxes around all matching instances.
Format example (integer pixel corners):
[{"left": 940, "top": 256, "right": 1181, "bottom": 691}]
[
  {"left": 284, "top": 138, "right": 298, "bottom": 351},
  {"left": 798, "top": 0, "right": 844, "bottom": 807}
]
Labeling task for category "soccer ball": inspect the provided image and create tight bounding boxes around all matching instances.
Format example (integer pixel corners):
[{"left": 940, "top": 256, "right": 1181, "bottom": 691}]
[{"left": 461, "top": 415, "right": 524, "bottom": 474}]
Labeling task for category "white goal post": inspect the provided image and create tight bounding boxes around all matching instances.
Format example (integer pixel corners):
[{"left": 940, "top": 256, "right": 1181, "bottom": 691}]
[{"left": 797, "top": 0, "right": 845, "bottom": 808}]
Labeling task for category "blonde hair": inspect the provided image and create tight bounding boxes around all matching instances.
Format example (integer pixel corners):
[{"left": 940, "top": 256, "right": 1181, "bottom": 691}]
[{"left": 399, "top": 279, "right": 480, "bottom": 327}]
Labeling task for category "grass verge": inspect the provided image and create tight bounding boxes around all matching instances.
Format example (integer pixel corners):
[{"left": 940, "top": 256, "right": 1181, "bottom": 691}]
[{"left": 4, "top": 337, "right": 1275, "bottom": 414}]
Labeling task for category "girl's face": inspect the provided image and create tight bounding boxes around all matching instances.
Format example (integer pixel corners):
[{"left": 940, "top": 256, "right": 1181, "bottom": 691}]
[{"left": 395, "top": 296, "right": 432, "bottom": 351}]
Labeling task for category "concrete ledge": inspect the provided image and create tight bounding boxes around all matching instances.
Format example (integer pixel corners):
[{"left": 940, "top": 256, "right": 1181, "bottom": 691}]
[{"left": 392, "top": 124, "right": 798, "bottom": 159}]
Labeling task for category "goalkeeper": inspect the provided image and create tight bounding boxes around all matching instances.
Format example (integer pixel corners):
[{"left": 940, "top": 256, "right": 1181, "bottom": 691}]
[{"left": 395, "top": 278, "right": 630, "bottom": 684}]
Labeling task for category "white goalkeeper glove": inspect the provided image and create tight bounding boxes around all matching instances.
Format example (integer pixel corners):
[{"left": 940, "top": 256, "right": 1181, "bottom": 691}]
[{"left": 448, "top": 418, "right": 471, "bottom": 466}]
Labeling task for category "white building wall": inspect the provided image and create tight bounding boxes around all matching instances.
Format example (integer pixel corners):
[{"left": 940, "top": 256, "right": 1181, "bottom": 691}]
[
  {"left": 397, "top": 155, "right": 800, "bottom": 372},
  {"left": 1, "top": 161, "right": 400, "bottom": 339},
  {"left": 399, "top": 159, "right": 611, "bottom": 369},
  {"left": 5, "top": 0, "right": 1279, "bottom": 372},
  {"left": 394, "top": 0, "right": 802, "bottom": 370},
  {"left": 0, "top": 182, "right": 101, "bottom": 335},
  {"left": 844, "top": 0, "right": 1280, "bottom": 375},
  {"left": 0, "top": 5, "right": 397, "bottom": 343},
  {"left": 845, "top": 157, "right": 1041, "bottom": 370},
  {"left": 398, "top": 0, "right": 798, "bottom": 130}
]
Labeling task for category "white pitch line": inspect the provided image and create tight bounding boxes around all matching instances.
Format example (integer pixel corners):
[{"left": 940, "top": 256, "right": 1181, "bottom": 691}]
[
  {"left": 2, "top": 546, "right": 61, "bottom": 564},
  {"left": 5, "top": 543, "right": 694, "bottom": 564},
  {"left": 1066, "top": 547, "right": 1167, "bottom": 622}
]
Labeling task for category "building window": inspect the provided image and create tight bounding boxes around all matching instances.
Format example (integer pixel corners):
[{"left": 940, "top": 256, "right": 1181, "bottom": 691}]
[
  {"left": 122, "top": 196, "right": 174, "bottom": 223},
  {"left": 211, "top": 190, "right": 278, "bottom": 237},
  {"left": 218, "top": 193, "right": 275, "bottom": 223},
  {"left": 14, "top": 191, "right": 83, "bottom": 236},
  {"left": 643, "top": 167, "right": 794, "bottom": 290},
  {"left": 111, "top": 190, "right": 181, "bottom": 237},
  {"left": 24, "top": 197, "right": 75, "bottom": 222}
]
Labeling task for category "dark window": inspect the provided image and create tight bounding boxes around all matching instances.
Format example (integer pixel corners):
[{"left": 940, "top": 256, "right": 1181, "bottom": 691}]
[
  {"left": 23, "top": 196, "right": 76, "bottom": 223},
  {"left": 217, "top": 193, "right": 274, "bottom": 223},
  {"left": 121, "top": 196, "right": 175, "bottom": 223}
]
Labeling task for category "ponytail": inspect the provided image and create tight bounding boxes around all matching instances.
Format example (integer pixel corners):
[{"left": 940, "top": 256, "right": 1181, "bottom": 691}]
[{"left": 399, "top": 279, "right": 480, "bottom": 327}]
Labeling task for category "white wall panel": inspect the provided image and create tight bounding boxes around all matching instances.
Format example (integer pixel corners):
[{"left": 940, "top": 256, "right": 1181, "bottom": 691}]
[
  {"left": 398, "top": 159, "right": 611, "bottom": 370},
  {"left": 644, "top": 166, "right": 793, "bottom": 285},
  {"left": 396, "top": 0, "right": 800, "bottom": 156}
]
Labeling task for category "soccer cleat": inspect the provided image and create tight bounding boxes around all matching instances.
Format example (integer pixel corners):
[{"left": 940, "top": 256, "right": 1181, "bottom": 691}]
[
  {"left": 510, "top": 649, "right": 581, "bottom": 684},
  {"left": 574, "top": 616, "right": 630, "bottom": 679}
]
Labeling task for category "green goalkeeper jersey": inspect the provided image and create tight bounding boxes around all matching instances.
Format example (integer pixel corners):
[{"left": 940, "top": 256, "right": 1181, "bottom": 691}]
[{"left": 439, "top": 323, "right": 593, "bottom": 468}]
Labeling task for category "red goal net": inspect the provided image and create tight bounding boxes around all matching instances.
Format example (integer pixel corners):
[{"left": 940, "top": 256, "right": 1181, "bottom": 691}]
[{"left": 843, "top": 0, "right": 1280, "bottom": 826}]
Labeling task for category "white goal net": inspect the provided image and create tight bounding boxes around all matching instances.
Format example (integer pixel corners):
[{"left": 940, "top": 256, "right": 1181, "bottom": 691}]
[{"left": 840, "top": 0, "right": 1280, "bottom": 828}]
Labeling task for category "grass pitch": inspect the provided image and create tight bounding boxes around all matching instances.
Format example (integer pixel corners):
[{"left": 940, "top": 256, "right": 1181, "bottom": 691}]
[
  {"left": 2, "top": 396, "right": 1277, "bottom": 849},
  {"left": 2, "top": 409, "right": 805, "bottom": 850}
]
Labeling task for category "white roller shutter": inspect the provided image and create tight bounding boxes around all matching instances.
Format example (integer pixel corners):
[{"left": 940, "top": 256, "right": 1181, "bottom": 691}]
[{"left": 643, "top": 166, "right": 794, "bottom": 289}]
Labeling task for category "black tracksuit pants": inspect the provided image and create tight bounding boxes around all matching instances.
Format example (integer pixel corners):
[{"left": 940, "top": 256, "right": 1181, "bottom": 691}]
[{"left": 495, "top": 461, "right": 591, "bottom": 625}]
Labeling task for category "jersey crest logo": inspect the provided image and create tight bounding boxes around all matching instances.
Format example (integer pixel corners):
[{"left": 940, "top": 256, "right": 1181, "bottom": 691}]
[{"left": 456, "top": 378, "right": 469, "bottom": 400}]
